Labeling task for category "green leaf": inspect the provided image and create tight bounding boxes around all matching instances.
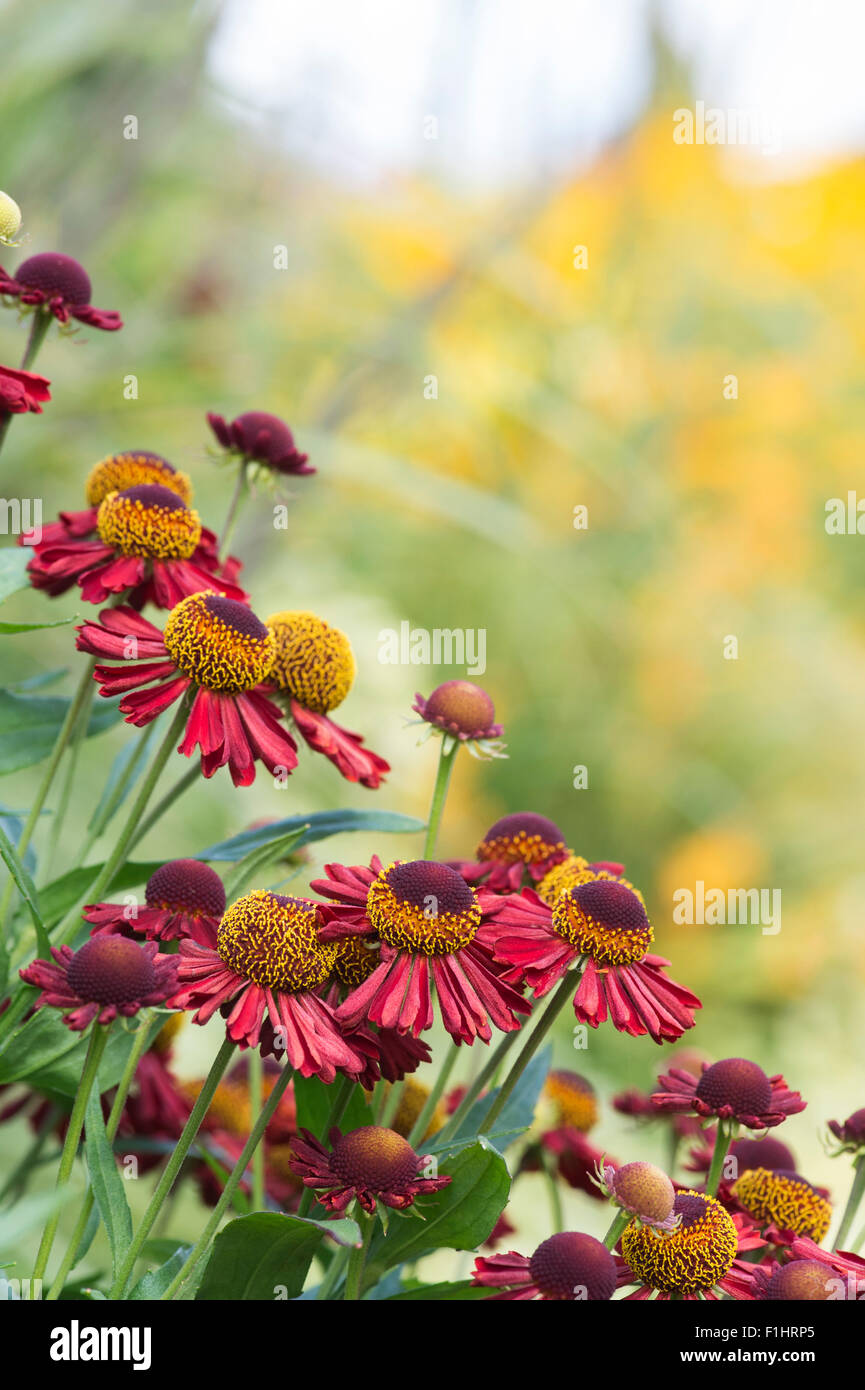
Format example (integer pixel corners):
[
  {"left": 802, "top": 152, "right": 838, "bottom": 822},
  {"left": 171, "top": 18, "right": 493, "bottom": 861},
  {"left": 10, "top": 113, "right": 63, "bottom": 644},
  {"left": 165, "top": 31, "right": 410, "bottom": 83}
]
[
  {"left": 0, "top": 818, "right": 51, "bottom": 957},
  {"left": 222, "top": 825, "right": 308, "bottom": 900},
  {"left": 84, "top": 1085, "right": 132, "bottom": 1280},
  {"left": 0, "top": 689, "right": 121, "bottom": 775},
  {"left": 0, "top": 616, "right": 75, "bottom": 634},
  {"left": 427, "top": 1046, "right": 551, "bottom": 1154},
  {"left": 0, "top": 1010, "right": 163, "bottom": 1097},
  {"left": 386, "top": 1280, "right": 490, "bottom": 1300},
  {"left": 293, "top": 1075, "right": 374, "bottom": 1137},
  {"left": 128, "top": 1243, "right": 193, "bottom": 1300},
  {"left": 0, "top": 1190, "right": 63, "bottom": 1254},
  {"left": 37, "top": 860, "right": 164, "bottom": 929},
  {"left": 196, "top": 808, "right": 425, "bottom": 862},
  {"left": 196, "top": 1212, "right": 360, "bottom": 1301},
  {"left": 363, "top": 1141, "right": 510, "bottom": 1290},
  {"left": 0, "top": 547, "right": 31, "bottom": 604}
]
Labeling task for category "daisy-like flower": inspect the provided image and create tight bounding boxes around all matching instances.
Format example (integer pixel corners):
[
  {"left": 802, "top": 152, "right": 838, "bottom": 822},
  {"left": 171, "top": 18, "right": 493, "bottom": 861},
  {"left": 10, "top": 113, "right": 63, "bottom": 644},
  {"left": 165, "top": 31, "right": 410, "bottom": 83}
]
[
  {"left": 264, "top": 610, "right": 389, "bottom": 788},
  {"left": 289, "top": 1123, "right": 451, "bottom": 1215},
  {"left": 313, "top": 858, "right": 530, "bottom": 1044},
  {"left": 827, "top": 1106, "right": 865, "bottom": 1155},
  {"left": 619, "top": 1190, "right": 765, "bottom": 1300},
  {"left": 32, "top": 450, "right": 194, "bottom": 549},
  {"left": 19, "top": 936, "right": 178, "bottom": 1031},
  {"left": 486, "top": 875, "right": 701, "bottom": 1044},
  {"left": 0, "top": 363, "right": 50, "bottom": 415},
  {"left": 85, "top": 858, "right": 226, "bottom": 942},
  {"left": 0, "top": 252, "right": 121, "bottom": 330},
  {"left": 324, "top": 938, "right": 433, "bottom": 1086},
  {"left": 76, "top": 594, "right": 299, "bottom": 786},
  {"left": 412, "top": 680, "right": 505, "bottom": 758},
  {"left": 733, "top": 1167, "right": 832, "bottom": 1244},
  {"left": 535, "top": 853, "right": 625, "bottom": 906},
  {"left": 29, "top": 483, "right": 246, "bottom": 608},
  {"left": 472, "top": 1232, "right": 617, "bottom": 1302},
  {"left": 206, "top": 409, "right": 313, "bottom": 477},
  {"left": 459, "top": 812, "right": 570, "bottom": 892},
  {"left": 652, "top": 1056, "right": 805, "bottom": 1130},
  {"left": 169, "top": 890, "right": 367, "bottom": 1081}
]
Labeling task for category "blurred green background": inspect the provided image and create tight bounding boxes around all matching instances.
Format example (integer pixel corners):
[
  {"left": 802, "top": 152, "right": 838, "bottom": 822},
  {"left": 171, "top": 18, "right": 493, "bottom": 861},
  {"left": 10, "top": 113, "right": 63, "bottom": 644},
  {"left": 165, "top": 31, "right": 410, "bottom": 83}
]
[{"left": 1, "top": 0, "right": 864, "bottom": 1262}]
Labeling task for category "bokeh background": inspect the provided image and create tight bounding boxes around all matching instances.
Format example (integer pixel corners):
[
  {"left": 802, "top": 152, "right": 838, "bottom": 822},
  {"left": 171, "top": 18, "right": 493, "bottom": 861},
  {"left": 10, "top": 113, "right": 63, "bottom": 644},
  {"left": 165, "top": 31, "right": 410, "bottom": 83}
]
[{"left": 2, "top": 0, "right": 865, "bottom": 1263}]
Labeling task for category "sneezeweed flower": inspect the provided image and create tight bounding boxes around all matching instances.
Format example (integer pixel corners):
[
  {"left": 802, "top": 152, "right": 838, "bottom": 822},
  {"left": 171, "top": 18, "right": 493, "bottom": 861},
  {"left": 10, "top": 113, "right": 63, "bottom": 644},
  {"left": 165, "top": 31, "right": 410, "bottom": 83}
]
[
  {"left": 85, "top": 859, "right": 227, "bottom": 942},
  {"left": 0, "top": 252, "right": 122, "bottom": 330},
  {"left": 34, "top": 450, "right": 193, "bottom": 548},
  {"left": 0, "top": 191, "right": 22, "bottom": 245},
  {"left": 652, "top": 1057, "right": 805, "bottom": 1130},
  {"left": 536, "top": 853, "right": 625, "bottom": 905},
  {"left": 412, "top": 680, "right": 506, "bottom": 758},
  {"left": 460, "top": 812, "right": 569, "bottom": 891},
  {"left": 29, "top": 484, "right": 246, "bottom": 608},
  {"left": 265, "top": 610, "right": 389, "bottom": 788},
  {"left": 314, "top": 858, "right": 530, "bottom": 1044},
  {"left": 20, "top": 936, "right": 178, "bottom": 1031},
  {"left": 619, "top": 1190, "right": 764, "bottom": 1300},
  {"left": 827, "top": 1106, "right": 865, "bottom": 1155},
  {"left": 598, "top": 1160, "right": 678, "bottom": 1232},
  {"left": 169, "top": 890, "right": 367, "bottom": 1081},
  {"left": 0, "top": 363, "right": 50, "bottom": 415},
  {"left": 206, "top": 409, "right": 312, "bottom": 477},
  {"left": 733, "top": 1168, "right": 832, "bottom": 1244},
  {"left": 289, "top": 1124, "right": 451, "bottom": 1214},
  {"left": 76, "top": 595, "right": 299, "bottom": 786},
  {"left": 472, "top": 1232, "right": 617, "bottom": 1301},
  {"left": 487, "top": 876, "right": 701, "bottom": 1044}
]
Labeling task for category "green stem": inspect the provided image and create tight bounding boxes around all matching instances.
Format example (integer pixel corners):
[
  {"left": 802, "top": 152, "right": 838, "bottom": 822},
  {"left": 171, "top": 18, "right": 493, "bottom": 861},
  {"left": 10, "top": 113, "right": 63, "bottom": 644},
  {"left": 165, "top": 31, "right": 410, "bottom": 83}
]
[
  {"left": 161, "top": 1062, "right": 295, "bottom": 1299},
  {"left": 20, "top": 309, "right": 53, "bottom": 370},
  {"left": 0, "top": 658, "right": 96, "bottom": 936},
  {"left": 434, "top": 1029, "right": 517, "bottom": 1146},
  {"left": 316, "top": 1244, "right": 349, "bottom": 1300},
  {"left": 379, "top": 1078, "right": 406, "bottom": 1129},
  {"left": 46, "top": 1014, "right": 154, "bottom": 1300},
  {"left": 478, "top": 969, "right": 579, "bottom": 1135},
  {"left": 834, "top": 1153, "right": 865, "bottom": 1252},
  {"left": 297, "top": 1075, "right": 356, "bottom": 1218},
  {"left": 249, "top": 1050, "right": 265, "bottom": 1212},
  {"left": 422, "top": 738, "right": 458, "bottom": 859},
  {"left": 44, "top": 679, "right": 97, "bottom": 869},
  {"left": 407, "top": 1046, "right": 459, "bottom": 1148},
  {"left": 108, "top": 1035, "right": 236, "bottom": 1298},
  {"left": 218, "top": 461, "right": 248, "bottom": 564},
  {"left": 32, "top": 1023, "right": 110, "bottom": 1283},
  {"left": 603, "top": 1207, "right": 631, "bottom": 1251},
  {"left": 544, "top": 1160, "right": 564, "bottom": 1233},
  {"left": 81, "top": 720, "right": 155, "bottom": 858},
  {"left": 128, "top": 763, "right": 199, "bottom": 851},
  {"left": 54, "top": 698, "right": 191, "bottom": 949},
  {"left": 705, "top": 1120, "right": 732, "bottom": 1198},
  {"left": 344, "top": 1206, "right": 373, "bottom": 1301}
]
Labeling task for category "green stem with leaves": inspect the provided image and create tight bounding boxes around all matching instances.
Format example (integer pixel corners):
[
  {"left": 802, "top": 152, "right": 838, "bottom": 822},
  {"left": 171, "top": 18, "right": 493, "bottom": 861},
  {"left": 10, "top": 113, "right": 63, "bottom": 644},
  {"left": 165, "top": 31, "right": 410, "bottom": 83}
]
[
  {"left": 32, "top": 1022, "right": 110, "bottom": 1284},
  {"left": 108, "top": 1035, "right": 236, "bottom": 1298},
  {"left": 344, "top": 1206, "right": 374, "bottom": 1301}
]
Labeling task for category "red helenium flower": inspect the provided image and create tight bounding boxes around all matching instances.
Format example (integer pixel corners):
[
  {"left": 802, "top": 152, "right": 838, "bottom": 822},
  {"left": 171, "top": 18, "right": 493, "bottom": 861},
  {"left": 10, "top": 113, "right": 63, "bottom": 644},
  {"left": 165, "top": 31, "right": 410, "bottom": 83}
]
[
  {"left": 20, "top": 936, "right": 178, "bottom": 1031},
  {"left": 207, "top": 409, "right": 313, "bottom": 475},
  {"left": 0, "top": 252, "right": 122, "bottom": 330},
  {"left": 85, "top": 858, "right": 227, "bottom": 942},
  {"left": 473, "top": 1232, "right": 617, "bottom": 1301},
  {"left": 76, "top": 594, "right": 299, "bottom": 787},
  {"left": 289, "top": 1124, "right": 451, "bottom": 1214},
  {"left": 652, "top": 1057, "right": 805, "bottom": 1130}
]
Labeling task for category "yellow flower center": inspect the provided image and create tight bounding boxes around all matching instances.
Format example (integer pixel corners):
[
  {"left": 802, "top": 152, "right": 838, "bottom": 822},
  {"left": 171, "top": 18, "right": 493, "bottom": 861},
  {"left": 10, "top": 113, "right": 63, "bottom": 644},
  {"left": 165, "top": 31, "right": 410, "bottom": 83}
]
[
  {"left": 537, "top": 855, "right": 595, "bottom": 904},
  {"left": 544, "top": 1069, "right": 598, "bottom": 1132},
  {"left": 216, "top": 891, "right": 336, "bottom": 992},
  {"left": 734, "top": 1169, "right": 832, "bottom": 1242},
  {"left": 622, "top": 1191, "right": 738, "bottom": 1293},
  {"left": 163, "top": 592, "right": 275, "bottom": 693},
  {"left": 367, "top": 861, "right": 482, "bottom": 956},
  {"left": 85, "top": 451, "right": 192, "bottom": 507},
  {"left": 96, "top": 484, "right": 201, "bottom": 560},
  {"left": 265, "top": 610, "right": 355, "bottom": 713}
]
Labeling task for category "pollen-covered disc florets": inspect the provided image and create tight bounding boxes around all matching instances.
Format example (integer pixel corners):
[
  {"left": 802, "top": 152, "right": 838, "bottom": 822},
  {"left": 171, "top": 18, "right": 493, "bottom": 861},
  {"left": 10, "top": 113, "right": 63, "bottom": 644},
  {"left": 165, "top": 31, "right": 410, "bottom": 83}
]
[
  {"left": 96, "top": 484, "right": 201, "bottom": 560},
  {"left": 216, "top": 891, "right": 336, "bottom": 993},
  {"left": 163, "top": 592, "right": 275, "bottom": 692},
  {"left": 478, "top": 812, "right": 567, "bottom": 867},
  {"left": 67, "top": 935, "right": 157, "bottom": 1005},
  {"left": 622, "top": 1190, "right": 738, "bottom": 1294},
  {"left": 610, "top": 1161, "right": 676, "bottom": 1226},
  {"left": 764, "top": 1260, "right": 837, "bottom": 1301},
  {"left": 86, "top": 451, "right": 192, "bottom": 508},
  {"left": 734, "top": 1168, "right": 832, "bottom": 1242},
  {"left": 537, "top": 854, "right": 595, "bottom": 904},
  {"left": 696, "top": 1058, "right": 772, "bottom": 1118},
  {"left": 145, "top": 859, "right": 226, "bottom": 919},
  {"left": 265, "top": 610, "right": 355, "bottom": 713},
  {"left": 367, "top": 861, "right": 482, "bottom": 955},
  {"left": 331, "top": 1126, "right": 420, "bottom": 1192},
  {"left": 330, "top": 933, "right": 380, "bottom": 988},
  {"left": 528, "top": 1232, "right": 617, "bottom": 1301},
  {"left": 552, "top": 877, "right": 652, "bottom": 966},
  {"left": 545, "top": 1069, "right": 598, "bottom": 1132}
]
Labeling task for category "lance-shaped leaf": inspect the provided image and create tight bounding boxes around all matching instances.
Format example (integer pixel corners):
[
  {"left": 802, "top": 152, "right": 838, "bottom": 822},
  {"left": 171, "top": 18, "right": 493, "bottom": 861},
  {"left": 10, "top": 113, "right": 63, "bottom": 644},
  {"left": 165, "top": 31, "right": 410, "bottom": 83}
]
[
  {"left": 196, "top": 1212, "right": 360, "bottom": 1301},
  {"left": 196, "top": 808, "right": 424, "bottom": 863}
]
